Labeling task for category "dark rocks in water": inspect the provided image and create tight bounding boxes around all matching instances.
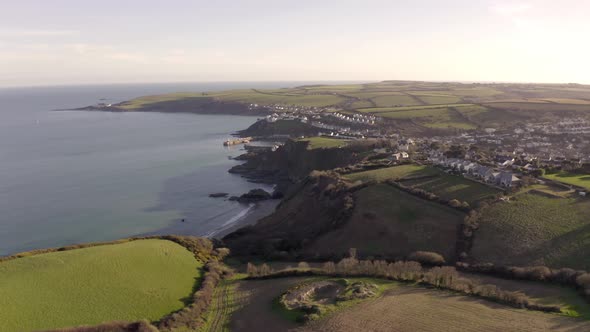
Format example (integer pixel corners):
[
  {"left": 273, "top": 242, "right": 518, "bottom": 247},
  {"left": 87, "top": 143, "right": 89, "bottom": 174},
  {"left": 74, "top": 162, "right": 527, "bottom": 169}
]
[
  {"left": 209, "top": 192, "right": 229, "bottom": 198},
  {"left": 237, "top": 188, "right": 272, "bottom": 203},
  {"left": 228, "top": 196, "right": 240, "bottom": 201}
]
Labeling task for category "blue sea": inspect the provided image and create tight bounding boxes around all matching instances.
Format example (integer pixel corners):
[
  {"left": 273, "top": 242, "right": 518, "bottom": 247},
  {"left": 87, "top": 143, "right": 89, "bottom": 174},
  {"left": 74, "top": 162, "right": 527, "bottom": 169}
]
[{"left": 0, "top": 82, "right": 308, "bottom": 256}]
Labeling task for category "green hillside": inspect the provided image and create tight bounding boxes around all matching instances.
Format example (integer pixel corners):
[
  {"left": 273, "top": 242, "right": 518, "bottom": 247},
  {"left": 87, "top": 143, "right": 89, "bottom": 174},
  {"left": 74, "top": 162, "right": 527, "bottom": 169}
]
[{"left": 472, "top": 193, "right": 590, "bottom": 269}]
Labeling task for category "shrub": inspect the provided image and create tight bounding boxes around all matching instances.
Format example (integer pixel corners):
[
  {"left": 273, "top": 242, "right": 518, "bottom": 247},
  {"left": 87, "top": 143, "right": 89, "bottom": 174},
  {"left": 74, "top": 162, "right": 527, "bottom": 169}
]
[
  {"left": 448, "top": 199, "right": 462, "bottom": 208},
  {"left": 408, "top": 251, "right": 446, "bottom": 265},
  {"left": 576, "top": 273, "right": 590, "bottom": 288}
]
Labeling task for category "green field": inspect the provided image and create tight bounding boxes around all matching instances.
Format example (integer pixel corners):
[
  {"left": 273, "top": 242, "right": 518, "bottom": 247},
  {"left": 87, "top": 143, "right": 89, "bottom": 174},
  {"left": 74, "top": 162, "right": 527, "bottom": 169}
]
[
  {"left": 484, "top": 102, "right": 590, "bottom": 112},
  {"left": 345, "top": 165, "right": 498, "bottom": 205},
  {"left": 402, "top": 173, "right": 500, "bottom": 205},
  {"left": 298, "top": 136, "right": 350, "bottom": 149},
  {"left": 118, "top": 92, "right": 208, "bottom": 109},
  {"left": 408, "top": 92, "right": 463, "bottom": 105},
  {"left": 544, "top": 172, "right": 590, "bottom": 190},
  {"left": 371, "top": 94, "right": 422, "bottom": 107},
  {"left": 472, "top": 193, "right": 590, "bottom": 269},
  {"left": 0, "top": 239, "right": 202, "bottom": 332},
  {"left": 344, "top": 165, "right": 437, "bottom": 182},
  {"left": 356, "top": 103, "right": 474, "bottom": 114},
  {"left": 214, "top": 89, "right": 346, "bottom": 107}
]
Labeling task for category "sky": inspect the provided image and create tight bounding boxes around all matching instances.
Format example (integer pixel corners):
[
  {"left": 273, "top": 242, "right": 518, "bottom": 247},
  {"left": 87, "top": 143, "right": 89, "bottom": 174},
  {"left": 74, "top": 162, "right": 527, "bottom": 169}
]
[{"left": 1, "top": 0, "right": 589, "bottom": 87}]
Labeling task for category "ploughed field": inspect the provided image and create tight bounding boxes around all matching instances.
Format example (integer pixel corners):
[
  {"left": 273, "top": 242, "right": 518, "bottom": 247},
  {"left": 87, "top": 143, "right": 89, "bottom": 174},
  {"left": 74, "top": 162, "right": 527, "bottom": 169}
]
[{"left": 0, "top": 239, "right": 202, "bottom": 332}]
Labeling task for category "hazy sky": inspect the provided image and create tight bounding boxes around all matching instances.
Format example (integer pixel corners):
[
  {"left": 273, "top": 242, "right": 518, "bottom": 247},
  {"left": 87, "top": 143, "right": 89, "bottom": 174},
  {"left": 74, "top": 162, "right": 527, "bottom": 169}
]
[{"left": 1, "top": 0, "right": 589, "bottom": 87}]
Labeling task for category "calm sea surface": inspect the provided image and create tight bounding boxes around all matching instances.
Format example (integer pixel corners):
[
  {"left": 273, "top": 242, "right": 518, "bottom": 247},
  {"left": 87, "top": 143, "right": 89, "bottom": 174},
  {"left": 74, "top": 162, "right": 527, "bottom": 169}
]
[{"left": 0, "top": 82, "right": 308, "bottom": 255}]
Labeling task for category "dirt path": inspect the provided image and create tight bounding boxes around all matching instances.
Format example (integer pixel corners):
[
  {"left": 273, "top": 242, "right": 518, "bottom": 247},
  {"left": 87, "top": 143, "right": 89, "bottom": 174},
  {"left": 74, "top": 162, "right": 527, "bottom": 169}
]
[
  {"left": 296, "top": 287, "right": 590, "bottom": 332},
  {"left": 204, "top": 280, "right": 246, "bottom": 332},
  {"left": 229, "top": 278, "right": 307, "bottom": 332}
]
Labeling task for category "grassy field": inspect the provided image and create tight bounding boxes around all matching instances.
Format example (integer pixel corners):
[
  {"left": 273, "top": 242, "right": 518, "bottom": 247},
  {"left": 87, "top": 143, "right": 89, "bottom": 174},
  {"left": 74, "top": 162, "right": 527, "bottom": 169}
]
[
  {"left": 305, "top": 184, "right": 465, "bottom": 259},
  {"left": 356, "top": 103, "right": 474, "bottom": 114},
  {"left": 215, "top": 89, "right": 346, "bottom": 107},
  {"left": 472, "top": 193, "right": 590, "bottom": 270},
  {"left": 299, "top": 287, "right": 590, "bottom": 332},
  {"left": 371, "top": 94, "right": 422, "bottom": 107},
  {"left": 410, "top": 93, "right": 463, "bottom": 105},
  {"left": 0, "top": 239, "right": 202, "bottom": 332},
  {"left": 544, "top": 172, "right": 590, "bottom": 191},
  {"left": 402, "top": 173, "right": 500, "bottom": 205},
  {"left": 344, "top": 165, "right": 497, "bottom": 205},
  {"left": 484, "top": 101, "right": 590, "bottom": 112},
  {"left": 344, "top": 164, "right": 437, "bottom": 182},
  {"left": 118, "top": 92, "right": 208, "bottom": 109},
  {"left": 298, "top": 136, "right": 350, "bottom": 149}
]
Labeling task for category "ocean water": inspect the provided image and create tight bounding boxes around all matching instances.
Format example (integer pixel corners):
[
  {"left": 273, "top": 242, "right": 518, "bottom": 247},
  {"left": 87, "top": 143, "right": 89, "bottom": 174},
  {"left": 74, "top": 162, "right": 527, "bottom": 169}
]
[{"left": 0, "top": 82, "right": 294, "bottom": 256}]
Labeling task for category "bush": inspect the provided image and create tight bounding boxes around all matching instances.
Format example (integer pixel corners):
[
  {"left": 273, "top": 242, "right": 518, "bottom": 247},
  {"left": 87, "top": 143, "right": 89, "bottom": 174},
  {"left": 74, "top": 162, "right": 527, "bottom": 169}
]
[
  {"left": 408, "top": 251, "right": 446, "bottom": 265},
  {"left": 448, "top": 199, "right": 462, "bottom": 208}
]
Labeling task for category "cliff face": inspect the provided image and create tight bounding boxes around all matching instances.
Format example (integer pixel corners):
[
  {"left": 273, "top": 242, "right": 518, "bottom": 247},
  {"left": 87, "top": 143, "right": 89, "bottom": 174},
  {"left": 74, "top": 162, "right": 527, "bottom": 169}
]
[
  {"left": 222, "top": 172, "right": 357, "bottom": 259},
  {"left": 229, "top": 140, "right": 362, "bottom": 193},
  {"left": 224, "top": 170, "right": 465, "bottom": 262}
]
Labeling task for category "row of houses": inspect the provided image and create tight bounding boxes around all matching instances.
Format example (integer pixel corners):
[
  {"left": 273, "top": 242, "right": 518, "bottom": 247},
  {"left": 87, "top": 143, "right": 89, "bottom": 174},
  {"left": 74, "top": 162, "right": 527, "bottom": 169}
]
[
  {"left": 430, "top": 156, "right": 520, "bottom": 188},
  {"left": 330, "top": 112, "right": 377, "bottom": 125}
]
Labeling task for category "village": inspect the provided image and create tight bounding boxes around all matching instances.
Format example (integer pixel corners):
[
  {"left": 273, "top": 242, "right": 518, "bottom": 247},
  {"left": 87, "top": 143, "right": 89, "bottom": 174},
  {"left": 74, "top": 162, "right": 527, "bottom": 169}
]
[{"left": 239, "top": 103, "right": 590, "bottom": 196}]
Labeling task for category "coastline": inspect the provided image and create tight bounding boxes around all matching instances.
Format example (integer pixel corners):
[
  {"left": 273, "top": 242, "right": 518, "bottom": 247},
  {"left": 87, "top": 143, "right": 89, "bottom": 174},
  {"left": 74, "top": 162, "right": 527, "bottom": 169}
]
[{"left": 209, "top": 199, "right": 279, "bottom": 239}]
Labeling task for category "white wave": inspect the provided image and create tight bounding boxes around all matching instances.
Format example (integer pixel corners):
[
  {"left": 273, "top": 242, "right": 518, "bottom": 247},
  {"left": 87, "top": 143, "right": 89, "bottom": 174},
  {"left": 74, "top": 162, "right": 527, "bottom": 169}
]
[{"left": 205, "top": 203, "right": 255, "bottom": 237}]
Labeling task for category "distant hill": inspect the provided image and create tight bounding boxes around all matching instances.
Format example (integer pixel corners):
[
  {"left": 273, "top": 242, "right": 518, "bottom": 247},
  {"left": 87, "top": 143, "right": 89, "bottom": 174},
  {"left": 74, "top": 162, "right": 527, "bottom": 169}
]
[{"left": 80, "top": 81, "right": 590, "bottom": 135}]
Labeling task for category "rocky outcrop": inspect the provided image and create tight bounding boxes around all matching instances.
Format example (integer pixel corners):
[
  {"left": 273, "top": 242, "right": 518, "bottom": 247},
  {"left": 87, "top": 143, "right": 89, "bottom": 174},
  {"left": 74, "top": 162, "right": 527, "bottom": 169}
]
[
  {"left": 229, "top": 139, "right": 363, "bottom": 194},
  {"left": 238, "top": 119, "right": 320, "bottom": 137},
  {"left": 237, "top": 189, "right": 272, "bottom": 203}
]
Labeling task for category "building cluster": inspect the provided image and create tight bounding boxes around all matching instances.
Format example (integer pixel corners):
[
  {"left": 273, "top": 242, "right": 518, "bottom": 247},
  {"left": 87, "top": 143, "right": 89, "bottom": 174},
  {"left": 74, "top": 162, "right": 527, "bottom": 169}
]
[
  {"left": 426, "top": 118, "right": 590, "bottom": 165},
  {"left": 265, "top": 113, "right": 309, "bottom": 123},
  {"left": 526, "top": 118, "right": 590, "bottom": 135},
  {"left": 428, "top": 152, "right": 520, "bottom": 188},
  {"left": 329, "top": 112, "right": 377, "bottom": 125}
]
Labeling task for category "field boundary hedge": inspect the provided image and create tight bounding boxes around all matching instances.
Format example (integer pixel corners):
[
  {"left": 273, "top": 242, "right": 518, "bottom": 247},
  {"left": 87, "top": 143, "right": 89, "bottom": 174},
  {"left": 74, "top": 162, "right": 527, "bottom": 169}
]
[{"left": 246, "top": 258, "right": 562, "bottom": 314}]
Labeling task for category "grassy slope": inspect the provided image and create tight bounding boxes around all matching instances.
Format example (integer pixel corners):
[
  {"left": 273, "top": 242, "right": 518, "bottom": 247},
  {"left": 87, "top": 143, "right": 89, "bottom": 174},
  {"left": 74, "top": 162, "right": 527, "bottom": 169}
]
[
  {"left": 0, "top": 239, "right": 202, "bottom": 332},
  {"left": 472, "top": 193, "right": 590, "bottom": 269},
  {"left": 544, "top": 172, "right": 590, "bottom": 191},
  {"left": 305, "top": 184, "right": 465, "bottom": 260}
]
